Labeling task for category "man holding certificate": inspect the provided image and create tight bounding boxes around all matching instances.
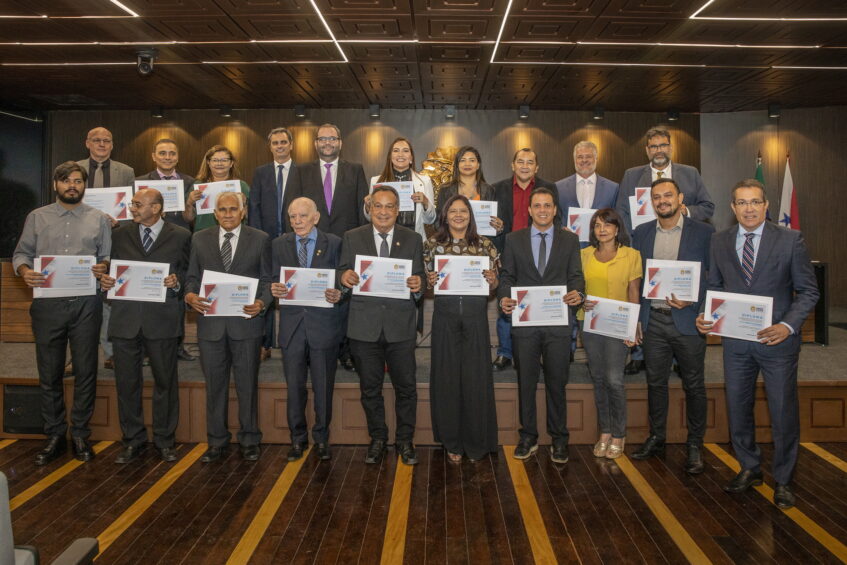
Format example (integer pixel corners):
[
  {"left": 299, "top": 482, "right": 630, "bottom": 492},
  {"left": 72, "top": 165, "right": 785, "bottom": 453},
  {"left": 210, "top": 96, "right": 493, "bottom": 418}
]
[
  {"left": 185, "top": 192, "right": 272, "bottom": 464},
  {"left": 13, "top": 161, "right": 112, "bottom": 465},
  {"left": 339, "top": 185, "right": 425, "bottom": 466},
  {"left": 498, "top": 187, "right": 585, "bottom": 463},
  {"left": 98, "top": 188, "right": 191, "bottom": 464},
  {"left": 631, "top": 178, "right": 715, "bottom": 474},
  {"left": 136, "top": 138, "right": 195, "bottom": 231},
  {"left": 270, "top": 197, "right": 343, "bottom": 462},
  {"left": 696, "top": 179, "right": 819, "bottom": 509}
]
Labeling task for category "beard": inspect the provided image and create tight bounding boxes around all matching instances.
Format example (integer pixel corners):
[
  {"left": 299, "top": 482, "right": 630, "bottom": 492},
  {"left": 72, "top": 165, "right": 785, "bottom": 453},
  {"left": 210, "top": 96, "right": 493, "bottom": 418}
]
[
  {"left": 57, "top": 190, "right": 83, "bottom": 204},
  {"left": 656, "top": 205, "right": 678, "bottom": 219},
  {"left": 651, "top": 153, "right": 669, "bottom": 167}
]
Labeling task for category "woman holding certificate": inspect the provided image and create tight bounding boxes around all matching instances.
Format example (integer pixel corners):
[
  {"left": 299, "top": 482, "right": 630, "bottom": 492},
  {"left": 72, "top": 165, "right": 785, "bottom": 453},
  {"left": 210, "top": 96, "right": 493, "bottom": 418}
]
[
  {"left": 424, "top": 194, "right": 499, "bottom": 462},
  {"left": 435, "top": 147, "right": 501, "bottom": 232},
  {"left": 580, "top": 208, "right": 642, "bottom": 459},
  {"left": 185, "top": 145, "right": 250, "bottom": 232}
]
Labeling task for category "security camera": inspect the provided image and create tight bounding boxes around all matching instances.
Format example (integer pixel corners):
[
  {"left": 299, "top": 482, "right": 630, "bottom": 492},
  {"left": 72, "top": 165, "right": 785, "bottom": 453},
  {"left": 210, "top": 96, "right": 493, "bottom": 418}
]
[{"left": 136, "top": 49, "right": 158, "bottom": 77}]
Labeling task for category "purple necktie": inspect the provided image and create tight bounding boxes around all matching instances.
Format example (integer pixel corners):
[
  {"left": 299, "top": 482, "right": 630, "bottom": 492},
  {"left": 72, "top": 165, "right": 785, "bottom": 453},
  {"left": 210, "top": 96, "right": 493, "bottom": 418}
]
[{"left": 323, "top": 163, "right": 333, "bottom": 214}]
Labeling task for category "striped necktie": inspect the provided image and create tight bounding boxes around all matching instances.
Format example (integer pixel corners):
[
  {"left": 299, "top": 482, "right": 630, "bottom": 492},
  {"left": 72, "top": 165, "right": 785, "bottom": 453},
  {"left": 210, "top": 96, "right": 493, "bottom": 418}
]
[
  {"left": 142, "top": 227, "right": 153, "bottom": 252},
  {"left": 741, "top": 232, "right": 755, "bottom": 286},
  {"left": 221, "top": 232, "right": 234, "bottom": 271},
  {"left": 298, "top": 237, "right": 309, "bottom": 268}
]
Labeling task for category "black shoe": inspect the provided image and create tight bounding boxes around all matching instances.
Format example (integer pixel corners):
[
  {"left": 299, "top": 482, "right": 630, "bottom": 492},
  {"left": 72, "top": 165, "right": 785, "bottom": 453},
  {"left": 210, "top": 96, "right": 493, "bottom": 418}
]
[
  {"left": 631, "top": 435, "right": 665, "bottom": 460},
  {"left": 396, "top": 442, "right": 418, "bottom": 466},
  {"left": 158, "top": 446, "right": 178, "bottom": 462},
  {"left": 550, "top": 443, "right": 569, "bottom": 464},
  {"left": 492, "top": 355, "right": 512, "bottom": 371},
  {"left": 685, "top": 444, "right": 705, "bottom": 475},
  {"left": 34, "top": 435, "right": 66, "bottom": 466},
  {"left": 241, "top": 444, "right": 261, "bottom": 461},
  {"left": 200, "top": 446, "right": 226, "bottom": 463},
  {"left": 774, "top": 484, "right": 795, "bottom": 509},
  {"left": 365, "top": 439, "right": 387, "bottom": 464},
  {"left": 569, "top": 350, "right": 575, "bottom": 363},
  {"left": 316, "top": 443, "right": 331, "bottom": 461},
  {"left": 287, "top": 443, "right": 307, "bottom": 461},
  {"left": 723, "top": 469, "right": 764, "bottom": 493},
  {"left": 513, "top": 439, "right": 538, "bottom": 460},
  {"left": 672, "top": 363, "right": 681, "bottom": 375},
  {"left": 115, "top": 444, "right": 146, "bottom": 464},
  {"left": 340, "top": 358, "right": 355, "bottom": 371},
  {"left": 177, "top": 347, "right": 196, "bottom": 361},
  {"left": 72, "top": 437, "right": 95, "bottom": 462},
  {"left": 624, "top": 359, "right": 645, "bottom": 374}
]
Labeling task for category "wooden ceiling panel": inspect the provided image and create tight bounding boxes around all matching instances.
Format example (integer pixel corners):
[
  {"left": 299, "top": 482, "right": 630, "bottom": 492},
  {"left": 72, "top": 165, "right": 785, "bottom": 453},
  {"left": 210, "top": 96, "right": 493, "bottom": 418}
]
[
  {"left": 418, "top": 44, "right": 486, "bottom": 61},
  {"left": 253, "top": 43, "right": 344, "bottom": 61},
  {"left": 329, "top": 16, "right": 415, "bottom": 39},
  {"left": 213, "top": 0, "right": 314, "bottom": 15},
  {"left": 317, "top": 0, "right": 413, "bottom": 13},
  {"left": 566, "top": 44, "right": 645, "bottom": 63},
  {"left": 345, "top": 43, "right": 417, "bottom": 61},
  {"left": 506, "top": 18, "right": 584, "bottom": 41},
  {"left": 413, "top": 0, "right": 506, "bottom": 14},
  {"left": 145, "top": 16, "right": 249, "bottom": 41},
  {"left": 498, "top": 44, "right": 572, "bottom": 62},
  {"left": 513, "top": 0, "right": 607, "bottom": 17},
  {"left": 116, "top": 0, "right": 225, "bottom": 17},
  {"left": 584, "top": 17, "right": 684, "bottom": 42},
  {"left": 702, "top": 0, "right": 847, "bottom": 19},
  {"left": 598, "top": 0, "right": 701, "bottom": 18},
  {"left": 231, "top": 15, "right": 326, "bottom": 39},
  {"left": 3, "top": 0, "right": 127, "bottom": 16},
  {"left": 417, "top": 16, "right": 499, "bottom": 40},
  {"left": 354, "top": 63, "right": 419, "bottom": 77},
  {"left": 177, "top": 43, "right": 275, "bottom": 62},
  {"left": 420, "top": 63, "right": 485, "bottom": 79}
]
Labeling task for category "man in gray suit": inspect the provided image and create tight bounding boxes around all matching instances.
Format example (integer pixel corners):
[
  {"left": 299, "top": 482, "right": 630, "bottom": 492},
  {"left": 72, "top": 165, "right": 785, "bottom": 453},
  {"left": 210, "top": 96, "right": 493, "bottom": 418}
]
[
  {"left": 696, "top": 179, "right": 818, "bottom": 510},
  {"left": 556, "top": 141, "right": 620, "bottom": 229},
  {"left": 185, "top": 191, "right": 272, "bottom": 463}
]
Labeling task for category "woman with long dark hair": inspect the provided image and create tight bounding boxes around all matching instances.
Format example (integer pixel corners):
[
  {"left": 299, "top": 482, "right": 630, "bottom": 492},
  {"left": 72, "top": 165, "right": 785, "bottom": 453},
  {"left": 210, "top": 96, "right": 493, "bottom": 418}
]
[
  {"left": 185, "top": 144, "right": 250, "bottom": 232},
  {"left": 435, "top": 146, "right": 499, "bottom": 232}
]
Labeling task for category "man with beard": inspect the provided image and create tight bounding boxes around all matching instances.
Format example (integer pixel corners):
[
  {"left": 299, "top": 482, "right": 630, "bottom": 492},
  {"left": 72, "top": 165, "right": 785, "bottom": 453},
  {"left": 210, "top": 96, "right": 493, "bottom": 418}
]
[
  {"left": 631, "top": 178, "right": 714, "bottom": 473},
  {"left": 13, "top": 161, "right": 112, "bottom": 465}
]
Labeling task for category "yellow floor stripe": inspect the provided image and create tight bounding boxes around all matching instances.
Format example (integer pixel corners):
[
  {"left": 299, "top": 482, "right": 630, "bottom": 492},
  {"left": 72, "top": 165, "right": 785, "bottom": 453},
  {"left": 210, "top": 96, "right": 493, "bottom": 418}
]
[
  {"left": 503, "top": 447, "right": 559, "bottom": 565},
  {"left": 380, "top": 457, "right": 414, "bottom": 565},
  {"left": 226, "top": 447, "right": 312, "bottom": 565},
  {"left": 705, "top": 443, "right": 847, "bottom": 563},
  {"left": 801, "top": 442, "right": 847, "bottom": 474},
  {"left": 95, "top": 443, "right": 206, "bottom": 558},
  {"left": 10, "top": 441, "right": 114, "bottom": 511},
  {"left": 615, "top": 455, "right": 712, "bottom": 564},
  {"left": 0, "top": 439, "right": 17, "bottom": 449}
]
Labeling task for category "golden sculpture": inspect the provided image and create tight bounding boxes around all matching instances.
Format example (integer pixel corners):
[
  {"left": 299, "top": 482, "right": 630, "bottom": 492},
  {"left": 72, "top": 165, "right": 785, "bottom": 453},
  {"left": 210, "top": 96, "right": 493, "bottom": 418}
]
[{"left": 420, "top": 146, "right": 459, "bottom": 194}]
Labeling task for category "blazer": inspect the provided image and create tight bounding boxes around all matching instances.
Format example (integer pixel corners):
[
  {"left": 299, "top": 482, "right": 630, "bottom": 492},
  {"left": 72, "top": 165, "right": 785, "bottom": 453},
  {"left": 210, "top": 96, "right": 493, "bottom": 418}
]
[
  {"left": 707, "top": 221, "right": 819, "bottom": 347},
  {"left": 555, "top": 173, "right": 619, "bottom": 213},
  {"left": 248, "top": 161, "right": 299, "bottom": 238},
  {"left": 615, "top": 162, "right": 715, "bottom": 232},
  {"left": 434, "top": 181, "right": 497, "bottom": 220},
  {"left": 107, "top": 221, "right": 192, "bottom": 340},
  {"left": 184, "top": 225, "right": 273, "bottom": 341},
  {"left": 76, "top": 158, "right": 135, "bottom": 187},
  {"left": 498, "top": 227, "right": 585, "bottom": 337},
  {"left": 289, "top": 159, "right": 368, "bottom": 238},
  {"left": 366, "top": 172, "right": 437, "bottom": 241},
  {"left": 272, "top": 229, "right": 344, "bottom": 349},
  {"left": 492, "top": 175, "right": 558, "bottom": 252},
  {"left": 338, "top": 224, "right": 425, "bottom": 343},
  {"left": 632, "top": 216, "right": 715, "bottom": 335},
  {"left": 136, "top": 170, "right": 195, "bottom": 231}
]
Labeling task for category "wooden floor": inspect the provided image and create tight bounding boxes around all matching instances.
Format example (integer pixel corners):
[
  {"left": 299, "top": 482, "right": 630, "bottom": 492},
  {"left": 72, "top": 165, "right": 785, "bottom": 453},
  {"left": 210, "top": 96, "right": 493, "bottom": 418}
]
[{"left": 2, "top": 440, "right": 847, "bottom": 564}]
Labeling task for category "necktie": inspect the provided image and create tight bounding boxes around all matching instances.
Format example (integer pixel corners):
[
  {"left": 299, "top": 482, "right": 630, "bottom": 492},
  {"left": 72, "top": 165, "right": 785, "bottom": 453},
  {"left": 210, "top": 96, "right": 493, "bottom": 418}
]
[
  {"left": 741, "top": 232, "right": 755, "bottom": 286},
  {"left": 142, "top": 227, "right": 153, "bottom": 252},
  {"left": 93, "top": 163, "right": 104, "bottom": 188},
  {"left": 378, "top": 232, "right": 389, "bottom": 257},
  {"left": 656, "top": 171, "right": 664, "bottom": 179},
  {"left": 277, "top": 164, "right": 285, "bottom": 230},
  {"left": 162, "top": 175, "right": 174, "bottom": 180},
  {"left": 323, "top": 163, "right": 333, "bottom": 214},
  {"left": 298, "top": 237, "right": 309, "bottom": 268},
  {"left": 537, "top": 232, "right": 547, "bottom": 275},
  {"left": 221, "top": 232, "right": 234, "bottom": 271}
]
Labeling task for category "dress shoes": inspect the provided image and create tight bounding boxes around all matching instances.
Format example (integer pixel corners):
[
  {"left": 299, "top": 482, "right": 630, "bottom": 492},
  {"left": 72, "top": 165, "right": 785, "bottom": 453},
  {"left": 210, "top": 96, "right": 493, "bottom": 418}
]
[
  {"left": 774, "top": 484, "right": 796, "bottom": 509},
  {"left": 513, "top": 439, "right": 538, "bottom": 460},
  {"left": 177, "top": 347, "right": 196, "bottom": 361},
  {"left": 260, "top": 348, "right": 272, "bottom": 361},
  {"left": 631, "top": 435, "right": 665, "bottom": 460},
  {"left": 241, "top": 444, "right": 261, "bottom": 461},
  {"left": 103, "top": 357, "right": 115, "bottom": 370},
  {"left": 492, "top": 355, "right": 512, "bottom": 371},
  {"left": 723, "top": 469, "right": 764, "bottom": 493},
  {"left": 396, "top": 442, "right": 418, "bottom": 466},
  {"left": 685, "top": 444, "right": 705, "bottom": 475},
  {"left": 550, "top": 443, "right": 569, "bottom": 464},
  {"left": 115, "top": 444, "right": 146, "bottom": 464},
  {"left": 624, "top": 359, "right": 645, "bottom": 375},
  {"left": 287, "top": 443, "right": 308, "bottom": 461},
  {"left": 34, "top": 435, "right": 67, "bottom": 466},
  {"left": 158, "top": 446, "right": 178, "bottom": 462},
  {"left": 365, "top": 439, "right": 387, "bottom": 464},
  {"left": 72, "top": 437, "right": 95, "bottom": 462},
  {"left": 340, "top": 358, "right": 356, "bottom": 372},
  {"left": 200, "top": 446, "right": 227, "bottom": 463},
  {"left": 316, "top": 443, "right": 332, "bottom": 461}
]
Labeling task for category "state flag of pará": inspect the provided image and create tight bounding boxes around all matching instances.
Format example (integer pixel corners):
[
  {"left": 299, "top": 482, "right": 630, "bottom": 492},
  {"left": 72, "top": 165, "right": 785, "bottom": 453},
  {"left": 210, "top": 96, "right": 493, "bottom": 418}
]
[{"left": 778, "top": 156, "right": 800, "bottom": 230}]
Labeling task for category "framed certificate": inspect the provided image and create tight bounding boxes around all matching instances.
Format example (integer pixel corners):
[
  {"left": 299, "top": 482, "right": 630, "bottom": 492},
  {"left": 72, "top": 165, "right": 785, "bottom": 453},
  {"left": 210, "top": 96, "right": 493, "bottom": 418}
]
[
  {"left": 644, "top": 259, "right": 701, "bottom": 302},
  {"left": 107, "top": 260, "right": 169, "bottom": 303},
  {"left": 199, "top": 270, "right": 258, "bottom": 318},
  {"left": 583, "top": 295, "right": 640, "bottom": 341},
  {"left": 134, "top": 179, "right": 185, "bottom": 213},
  {"left": 566, "top": 207, "right": 596, "bottom": 243},
  {"left": 470, "top": 200, "right": 498, "bottom": 236},
  {"left": 353, "top": 255, "right": 412, "bottom": 300},
  {"left": 433, "top": 255, "right": 490, "bottom": 296},
  {"left": 83, "top": 186, "right": 132, "bottom": 220},
  {"left": 33, "top": 255, "right": 97, "bottom": 298},
  {"left": 375, "top": 181, "right": 415, "bottom": 212},
  {"left": 511, "top": 286, "right": 569, "bottom": 327},
  {"left": 194, "top": 180, "right": 240, "bottom": 216},
  {"left": 629, "top": 186, "right": 656, "bottom": 229},
  {"left": 704, "top": 290, "right": 773, "bottom": 342},
  {"left": 280, "top": 267, "right": 334, "bottom": 308}
]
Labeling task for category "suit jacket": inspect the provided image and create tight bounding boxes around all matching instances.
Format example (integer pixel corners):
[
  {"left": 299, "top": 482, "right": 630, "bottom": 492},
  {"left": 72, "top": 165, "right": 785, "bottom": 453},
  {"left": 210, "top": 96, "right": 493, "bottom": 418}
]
[
  {"left": 491, "top": 176, "right": 558, "bottom": 252},
  {"left": 498, "top": 227, "right": 585, "bottom": 337},
  {"left": 632, "top": 216, "right": 715, "bottom": 335},
  {"left": 707, "top": 222, "right": 819, "bottom": 348},
  {"left": 136, "top": 170, "right": 195, "bottom": 231},
  {"left": 107, "top": 221, "right": 191, "bottom": 340},
  {"left": 249, "top": 161, "right": 299, "bottom": 238},
  {"left": 338, "top": 224, "right": 425, "bottom": 343},
  {"left": 289, "top": 159, "right": 368, "bottom": 238},
  {"left": 555, "top": 173, "right": 619, "bottom": 213},
  {"left": 76, "top": 158, "right": 135, "bottom": 187},
  {"left": 272, "top": 229, "right": 344, "bottom": 349},
  {"left": 615, "top": 162, "right": 715, "bottom": 232},
  {"left": 184, "top": 225, "right": 273, "bottom": 341}
]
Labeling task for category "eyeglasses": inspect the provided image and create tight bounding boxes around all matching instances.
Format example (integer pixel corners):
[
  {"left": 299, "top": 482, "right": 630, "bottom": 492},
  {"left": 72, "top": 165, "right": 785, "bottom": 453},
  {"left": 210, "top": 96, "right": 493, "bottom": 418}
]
[
  {"left": 88, "top": 138, "right": 112, "bottom": 145},
  {"left": 647, "top": 143, "right": 670, "bottom": 151},
  {"left": 209, "top": 158, "right": 232, "bottom": 164},
  {"left": 129, "top": 201, "right": 148, "bottom": 208},
  {"left": 316, "top": 136, "right": 340, "bottom": 143},
  {"left": 371, "top": 202, "right": 397, "bottom": 211},
  {"left": 61, "top": 179, "right": 85, "bottom": 186},
  {"left": 734, "top": 199, "right": 766, "bottom": 208}
]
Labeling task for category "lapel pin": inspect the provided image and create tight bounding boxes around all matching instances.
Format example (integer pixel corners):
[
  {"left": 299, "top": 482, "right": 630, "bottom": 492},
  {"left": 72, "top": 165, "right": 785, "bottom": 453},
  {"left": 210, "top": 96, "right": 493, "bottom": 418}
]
[
  {"left": 316, "top": 249, "right": 323, "bottom": 256},
  {"left": 395, "top": 241, "right": 400, "bottom": 246}
]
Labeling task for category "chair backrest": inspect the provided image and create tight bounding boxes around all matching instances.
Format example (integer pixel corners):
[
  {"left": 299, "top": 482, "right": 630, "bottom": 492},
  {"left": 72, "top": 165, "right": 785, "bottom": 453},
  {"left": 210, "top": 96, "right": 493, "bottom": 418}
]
[{"left": 0, "top": 471, "right": 16, "bottom": 565}]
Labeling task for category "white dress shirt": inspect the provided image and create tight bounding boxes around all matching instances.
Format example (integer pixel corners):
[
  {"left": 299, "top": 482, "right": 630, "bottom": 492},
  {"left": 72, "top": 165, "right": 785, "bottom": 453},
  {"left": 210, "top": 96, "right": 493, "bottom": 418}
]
[
  {"left": 219, "top": 224, "right": 242, "bottom": 257},
  {"left": 372, "top": 226, "right": 395, "bottom": 257},
  {"left": 139, "top": 217, "right": 165, "bottom": 243},
  {"left": 651, "top": 162, "right": 673, "bottom": 181},
  {"left": 576, "top": 172, "right": 597, "bottom": 208},
  {"left": 319, "top": 157, "right": 340, "bottom": 197}
]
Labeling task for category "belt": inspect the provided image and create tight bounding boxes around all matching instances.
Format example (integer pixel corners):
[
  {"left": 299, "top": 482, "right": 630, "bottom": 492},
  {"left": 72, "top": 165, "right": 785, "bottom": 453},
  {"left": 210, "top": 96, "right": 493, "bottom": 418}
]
[{"left": 650, "top": 306, "right": 673, "bottom": 315}]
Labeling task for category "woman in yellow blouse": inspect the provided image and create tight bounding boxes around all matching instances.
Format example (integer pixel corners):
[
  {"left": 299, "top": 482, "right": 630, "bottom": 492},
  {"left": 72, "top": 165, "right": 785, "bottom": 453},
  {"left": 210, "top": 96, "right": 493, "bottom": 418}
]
[{"left": 580, "top": 208, "right": 642, "bottom": 459}]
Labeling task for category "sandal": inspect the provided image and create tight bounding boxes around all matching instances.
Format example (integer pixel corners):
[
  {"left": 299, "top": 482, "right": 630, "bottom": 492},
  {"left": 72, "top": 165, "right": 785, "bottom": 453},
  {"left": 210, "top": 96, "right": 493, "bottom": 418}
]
[
  {"left": 447, "top": 451, "right": 462, "bottom": 463},
  {"left": 606, "top": 438, "right": 626, "bottom": 460}
]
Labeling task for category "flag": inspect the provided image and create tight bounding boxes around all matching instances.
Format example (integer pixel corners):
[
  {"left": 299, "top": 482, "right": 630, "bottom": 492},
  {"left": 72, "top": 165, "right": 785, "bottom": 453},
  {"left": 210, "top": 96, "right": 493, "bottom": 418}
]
[
  {"left": 755, "top": 151, "right": 770, "bottom": 220},
  {"left": 778, "top": 155, "right": 800, "bottom": 230}
]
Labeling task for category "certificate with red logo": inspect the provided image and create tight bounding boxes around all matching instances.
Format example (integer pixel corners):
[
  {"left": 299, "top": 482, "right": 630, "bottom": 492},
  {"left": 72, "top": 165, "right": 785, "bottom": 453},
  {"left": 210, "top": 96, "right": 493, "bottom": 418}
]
[
  {"left": 134, "top": 179, "right": 185, "bottom": 213},
  {"left": 628, "top": 186, "right": 656, "bottom": 229},
  {"left": 511, "top": 286, "right": 569, "bottom": 327},
  {"left": 199, "top": 270, "right": 258, "bottom": 318},
  {"left": 433, "top": 255, "right": 490, "bottom": 296},
  {"left": 566, "top": 207, "right": 596, "bottom": 243},
  {"left": 704, "top": 290, "right": 773, "bottom": 342},
  {"left": 194, "top": 180, "right": 239, "bottom": 216},
  {"left": 107, "top": 259, "right": 169, "bottom": 302},
  {"left": 353, "top": 255, "right": 412, "bottom": 300},
  {"left": 643, "top": 259, "right": 701, "bottom": 302},
  {"left": 583, "top": 295, "right": 640, "bottom": 341},
  {"left": 279, "top": 267, "right": 334, "bottom": 308},
  {"left": 33, "top": 255, "right": 97, "bottom": 298},
  {"left": 83, "top": 186, "right": 132, "bottom": 221}
]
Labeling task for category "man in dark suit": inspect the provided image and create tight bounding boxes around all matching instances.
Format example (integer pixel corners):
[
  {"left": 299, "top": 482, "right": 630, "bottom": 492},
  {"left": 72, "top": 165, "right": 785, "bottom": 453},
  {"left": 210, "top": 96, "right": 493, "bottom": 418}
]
[
  {"left": 631, "top": 178, "right": 715, "bottom": 474},
  {"left": 491, "top": 148, "right": 558, "bottom": 372},
  {"left": 555, "top": 141, "right": 620, "bottom": 228},
  {"left": 338, "top": 185, "right": 425, "bottom": 466},
  {"left": 98, "top": 188, "right": 191, "bottom": 464},
  {"left": 184, "top": 191, "right": 273, "bottom": 463},
  {"left": 696, "top": 179, "right": 818, "bottom": 510},
  {"left": 499, "top": 186, "right": 585, "bottom": 464},
  {"left": 270, "top": 197, "right": 343, "bottom": 462}
]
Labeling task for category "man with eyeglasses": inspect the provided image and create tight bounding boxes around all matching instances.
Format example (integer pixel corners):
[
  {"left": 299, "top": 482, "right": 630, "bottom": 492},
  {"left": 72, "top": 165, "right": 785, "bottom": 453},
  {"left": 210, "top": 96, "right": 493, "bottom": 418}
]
[{"left": 696, "top": 179, "right": 818, "bottom": 510}]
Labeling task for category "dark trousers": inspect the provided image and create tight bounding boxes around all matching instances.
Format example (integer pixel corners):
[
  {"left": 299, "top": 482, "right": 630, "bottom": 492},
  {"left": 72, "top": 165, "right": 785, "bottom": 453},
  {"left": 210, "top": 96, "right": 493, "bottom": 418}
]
[
  {"left": 723, "top": 336, "right": 800, "bottom": 485},
  {"left": 262, "top": 303, "right": 275, "bottom": 350},
  {"left": 282, "top": 331, "right": 338, "bottom": 445},
  {"left": 350, "top": 333, "right": 417, "bottom": 443},
  {"left": 642, "top": 310, "right": 707, "bottom": 444},
  {"left": 30, "top": 296, "right": 101, "bottom": 439},
  {"left": 512, "top": 329, "right": 571, "bottom": 445},
  {"left": 496, "top": 312, "right": 512, "bottom": 359},
  {"left": 198, "top": 334, "right": 263, "bottom": 447},
  {"left": 113, "top": 334, "right": 179, "bottom": 449}
]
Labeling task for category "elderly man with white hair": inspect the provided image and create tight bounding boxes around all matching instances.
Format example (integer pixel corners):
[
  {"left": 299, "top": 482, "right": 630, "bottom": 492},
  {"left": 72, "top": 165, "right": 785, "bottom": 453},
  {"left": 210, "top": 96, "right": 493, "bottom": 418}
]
[{"left": 555, "top": 140, "right": 620, "bottom": 231}]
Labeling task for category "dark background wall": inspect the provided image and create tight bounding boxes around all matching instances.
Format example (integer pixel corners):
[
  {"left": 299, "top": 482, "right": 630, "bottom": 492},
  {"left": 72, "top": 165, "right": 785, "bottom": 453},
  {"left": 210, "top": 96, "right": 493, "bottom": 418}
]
[{"left": 0, "top": 113, "right": 43, "bottom": 258}]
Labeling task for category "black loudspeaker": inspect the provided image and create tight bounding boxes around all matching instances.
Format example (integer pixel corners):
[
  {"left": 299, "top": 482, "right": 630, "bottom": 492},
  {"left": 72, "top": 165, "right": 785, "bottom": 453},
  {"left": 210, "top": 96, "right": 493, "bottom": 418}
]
[
  {"left": 813, "top": 262, "right": 828, "bottom": 346},
  {"left": 3, "top": 384, "right": 43, "bottom": 434}
]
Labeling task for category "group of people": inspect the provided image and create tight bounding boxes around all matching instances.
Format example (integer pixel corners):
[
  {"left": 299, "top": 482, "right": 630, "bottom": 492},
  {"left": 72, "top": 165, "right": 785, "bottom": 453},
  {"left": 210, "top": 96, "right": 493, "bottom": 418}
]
[{"left": 13, "top": 124, "right": 818, "bottom": 510}]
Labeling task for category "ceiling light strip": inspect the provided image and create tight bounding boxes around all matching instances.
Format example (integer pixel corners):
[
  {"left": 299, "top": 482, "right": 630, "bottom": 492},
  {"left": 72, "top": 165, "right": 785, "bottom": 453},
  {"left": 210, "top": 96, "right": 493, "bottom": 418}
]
[
  {"left": 0, "top": 109, "right": 42, "bottom": 122},
  {"left": 693, "top": 16, "right": 847, "bottom": 21},
  {"left": 308, "top": 0, "right": 348, "bottom": 63},
  {"left": 689, "top": 0, "right": 716, "bottom": 18},
  {"left": 109, "top": 0, "right": 139, "bottom": 17},
  {"left": 489, "top": 0, "right": 514, "bottom": 64},
  {"left": 576, "top": 41, "right": 819, "bottom": 49}
]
